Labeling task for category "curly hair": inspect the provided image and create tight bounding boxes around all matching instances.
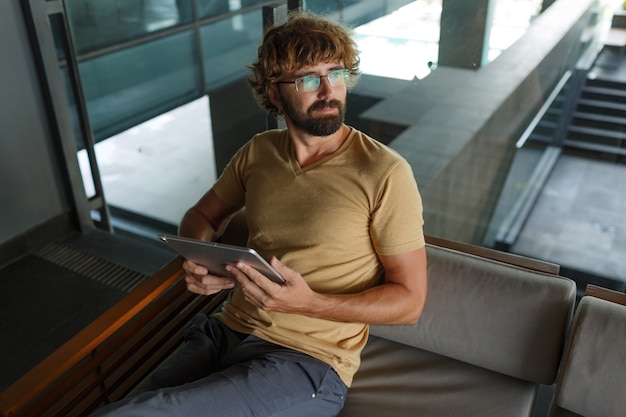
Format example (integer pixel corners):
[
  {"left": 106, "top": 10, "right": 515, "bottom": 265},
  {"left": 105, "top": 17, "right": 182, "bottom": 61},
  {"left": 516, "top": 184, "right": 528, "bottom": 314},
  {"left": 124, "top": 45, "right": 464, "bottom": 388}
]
[{"left": 247, "top": 11, "right": 361, "bottom": 118}]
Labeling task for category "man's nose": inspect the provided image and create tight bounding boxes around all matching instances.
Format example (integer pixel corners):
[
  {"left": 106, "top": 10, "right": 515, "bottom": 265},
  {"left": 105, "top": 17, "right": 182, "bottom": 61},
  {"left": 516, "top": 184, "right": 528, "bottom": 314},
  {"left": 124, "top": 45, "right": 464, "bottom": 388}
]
[{"left": 317, "top": 76, "right": 333, "bottom": 97}]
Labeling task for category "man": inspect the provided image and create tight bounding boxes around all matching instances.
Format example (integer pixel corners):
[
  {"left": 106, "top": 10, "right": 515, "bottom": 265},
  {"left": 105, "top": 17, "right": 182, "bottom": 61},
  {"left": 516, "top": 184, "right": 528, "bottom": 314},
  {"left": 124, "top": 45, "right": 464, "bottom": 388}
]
[{"left": 92, "top": 11, "right": 426, "bottom": 417}]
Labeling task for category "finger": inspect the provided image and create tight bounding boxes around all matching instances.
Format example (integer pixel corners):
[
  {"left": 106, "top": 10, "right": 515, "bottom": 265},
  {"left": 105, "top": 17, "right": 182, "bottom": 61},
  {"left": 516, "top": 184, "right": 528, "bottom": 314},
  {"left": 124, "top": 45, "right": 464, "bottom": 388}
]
[
  {"left": 234, "top": 262, "right": 279, "bottom": 292},
  {"left": 226, "top": 265, "right": 269, "bottom": 306},
  {"left": 270, "top": 256, "right": 287, "bottom": 276},
  {"left": 182, "top": 260, "right": 208, "bottom": 276},
  {"left": 184, "top": 273, "right": 235, "bottom": 295}
]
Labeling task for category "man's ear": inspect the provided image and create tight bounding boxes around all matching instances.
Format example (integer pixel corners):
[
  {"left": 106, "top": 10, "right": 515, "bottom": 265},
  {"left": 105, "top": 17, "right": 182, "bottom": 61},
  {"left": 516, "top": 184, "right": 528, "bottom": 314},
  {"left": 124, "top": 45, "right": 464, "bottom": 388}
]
[{"left": 267, "top": 84, "right": 283, "bottom": 112}]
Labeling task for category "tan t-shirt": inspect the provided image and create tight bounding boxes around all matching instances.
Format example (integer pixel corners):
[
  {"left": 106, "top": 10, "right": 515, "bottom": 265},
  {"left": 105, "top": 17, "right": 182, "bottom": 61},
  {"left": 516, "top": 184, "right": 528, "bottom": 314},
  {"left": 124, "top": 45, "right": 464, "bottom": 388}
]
[{"left": 212, "top": 127, "right": 425, "bottom": 386}]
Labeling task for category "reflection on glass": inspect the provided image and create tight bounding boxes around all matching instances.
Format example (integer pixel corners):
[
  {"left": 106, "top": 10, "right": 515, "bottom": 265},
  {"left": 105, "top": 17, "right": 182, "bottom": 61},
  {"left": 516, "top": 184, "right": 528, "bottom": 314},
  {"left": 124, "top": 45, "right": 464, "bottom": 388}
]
[
  {"left": 65, "top": 0, "right": 191, "bottom": 54},
  {"left": 200, "top": 10, "right": 262, "bottom": 88},
  {"left": 60, "top": 0, "right": 615, "bottom": 267},
  {"left": 354, "top": 1, "right": 442, "bottom": 80},
  {"left": 196, "top": 0, "right": 267, "bottom": 20},
  {"left": 49, "top": 13, "right": 66, "bottom": 61},
  {"left": 79, "top": 30, "right": 200, "bottom": 141},
  {"left": 353, "top": 0, "right": 541, "bottom": 80},
  {"left": 489, "top": 0, "right": 542, "bottom": 61}
]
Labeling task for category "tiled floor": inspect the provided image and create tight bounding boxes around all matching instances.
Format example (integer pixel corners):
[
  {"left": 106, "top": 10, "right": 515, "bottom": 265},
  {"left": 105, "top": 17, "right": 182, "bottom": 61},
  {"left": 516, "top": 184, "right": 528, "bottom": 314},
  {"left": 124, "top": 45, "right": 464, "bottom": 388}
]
[
  {"left": 511, "top": 43, "right": 626, "bottom": 288},
  {"left": 512, "top": 155, "right": 626, "bottom": 284}
]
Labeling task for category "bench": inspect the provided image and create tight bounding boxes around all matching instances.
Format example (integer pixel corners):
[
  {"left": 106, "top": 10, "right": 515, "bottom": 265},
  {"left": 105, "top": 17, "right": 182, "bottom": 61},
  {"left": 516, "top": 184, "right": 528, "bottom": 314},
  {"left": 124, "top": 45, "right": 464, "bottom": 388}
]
[
  {"left": 548, "top": 285, "right": 626, "bottom": 417},
  {"left": 0, "top": 212, "right": 577, "bottom": 417}
]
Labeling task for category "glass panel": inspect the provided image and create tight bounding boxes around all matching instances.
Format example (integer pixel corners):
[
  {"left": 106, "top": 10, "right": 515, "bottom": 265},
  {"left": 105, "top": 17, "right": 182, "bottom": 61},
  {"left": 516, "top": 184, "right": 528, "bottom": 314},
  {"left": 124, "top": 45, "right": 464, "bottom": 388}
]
[
  {"left": 58, "top": 0, "right": 623, "bottom": 289},
  {"left": 89, "top": 96, "right": 217, "bottom": 227},
  {"left": 302, "top": 0, "right": 414, "bottom": 26},
  {"left": 49, "top": 11, "right": 66, "bottom": 61},
  {"left": 353, "top": 1, "right": 441, "bottom": 80},
  {"left": 488, "top": 0, "right": 541, "bottom": 61},
  {"left": 79, "top": 30, "right": 200, "bottom": 141},
  {"left": 65, "top": 0, "right": 192, "bottom": 54},
  {"left": 200, "top": 9, "right": 262, "bottom": 89},
  {"left": 197, "top": 0, "right": 231, "bottom": 19},
  {"left": 197, "top": 0, "right": 268, "bottom": 20}
]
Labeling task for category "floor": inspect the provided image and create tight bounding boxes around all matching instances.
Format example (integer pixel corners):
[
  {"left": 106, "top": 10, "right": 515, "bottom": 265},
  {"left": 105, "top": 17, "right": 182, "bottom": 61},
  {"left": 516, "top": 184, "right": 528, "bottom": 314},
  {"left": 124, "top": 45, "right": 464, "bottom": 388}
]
[
  {"left": 512, "top": 155, "right": 626, "bottom": 285},
  {"left": 511, "top": 41, "right": 626, "bottom": 290},
  {"left": 0, "top": 229, "right": 176, "bottom": 391}
]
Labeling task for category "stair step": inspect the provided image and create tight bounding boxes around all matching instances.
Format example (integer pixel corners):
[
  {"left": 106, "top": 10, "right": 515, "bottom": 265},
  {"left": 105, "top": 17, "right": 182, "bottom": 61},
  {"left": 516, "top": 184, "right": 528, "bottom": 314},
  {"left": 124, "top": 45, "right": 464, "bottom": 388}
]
[
  {"left": 585, "top": 78, "right": 626, "bottom": 91},
  {"left": 577, "top": 98, "right": 626, "bottom": 113},
  {"left": 568, "top": 125, "right": 626, "bottom": 141},
  {"left": 563, "top": 139, "right": 626, "bottom": 156},
  {"left": 582, "top": 85, "right": 626, "bottom": 102},
  {"left": 572, "top": 111, "right": 626, "bottom": 126}
]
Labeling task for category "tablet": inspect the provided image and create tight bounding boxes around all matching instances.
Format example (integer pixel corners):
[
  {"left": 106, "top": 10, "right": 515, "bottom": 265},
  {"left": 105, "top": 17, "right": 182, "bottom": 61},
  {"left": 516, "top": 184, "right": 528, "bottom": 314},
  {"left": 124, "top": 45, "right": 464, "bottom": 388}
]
[{"left": 157, "top": 234, "right": 285, "bottom": 284}]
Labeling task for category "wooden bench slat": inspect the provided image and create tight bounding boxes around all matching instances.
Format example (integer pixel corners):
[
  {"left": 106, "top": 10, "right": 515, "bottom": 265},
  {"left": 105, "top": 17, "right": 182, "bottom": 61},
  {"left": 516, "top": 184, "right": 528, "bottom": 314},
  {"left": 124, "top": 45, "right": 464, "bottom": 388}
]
[
  {"left": 585, "top": 284, "right": 626, "bottom": 306},
  {"left": 425, "top": 235, "right": 560, "bottom": 275}
]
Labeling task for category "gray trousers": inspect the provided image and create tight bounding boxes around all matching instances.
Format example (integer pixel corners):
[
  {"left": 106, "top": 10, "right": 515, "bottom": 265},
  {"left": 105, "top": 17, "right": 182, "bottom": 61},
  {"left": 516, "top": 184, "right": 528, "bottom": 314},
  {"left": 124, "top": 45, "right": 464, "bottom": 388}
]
[{"left": 90, "top": 314, "right": 348, "bottom": 417}]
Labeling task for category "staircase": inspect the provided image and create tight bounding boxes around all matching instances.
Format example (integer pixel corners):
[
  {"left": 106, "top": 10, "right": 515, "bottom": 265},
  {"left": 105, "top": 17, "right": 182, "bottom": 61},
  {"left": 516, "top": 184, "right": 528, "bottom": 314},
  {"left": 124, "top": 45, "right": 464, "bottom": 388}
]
[{"left": 563, "top": 48, "right": 626, "bottom": 162}]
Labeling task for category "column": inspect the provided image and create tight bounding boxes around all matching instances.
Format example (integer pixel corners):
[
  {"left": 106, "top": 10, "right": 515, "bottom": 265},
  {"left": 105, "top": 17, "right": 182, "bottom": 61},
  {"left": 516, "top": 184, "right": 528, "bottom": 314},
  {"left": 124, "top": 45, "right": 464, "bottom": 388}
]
[{"left": 438, "top": 0, "right": 495, "bottom": 69}]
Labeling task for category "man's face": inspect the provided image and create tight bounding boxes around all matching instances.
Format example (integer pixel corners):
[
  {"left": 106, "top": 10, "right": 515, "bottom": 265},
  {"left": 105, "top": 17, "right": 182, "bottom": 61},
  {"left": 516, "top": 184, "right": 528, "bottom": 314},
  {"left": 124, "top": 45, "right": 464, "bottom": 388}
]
[{"left": 273, "top": 62, "right": 347, "bottom": 137}]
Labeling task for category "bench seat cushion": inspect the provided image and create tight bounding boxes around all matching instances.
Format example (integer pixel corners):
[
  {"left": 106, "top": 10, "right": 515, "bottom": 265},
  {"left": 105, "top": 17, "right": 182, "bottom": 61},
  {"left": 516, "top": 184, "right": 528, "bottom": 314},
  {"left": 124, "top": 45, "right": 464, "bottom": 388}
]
[{"left": 339, "top": 335, "right": 536, "bottom": 417}]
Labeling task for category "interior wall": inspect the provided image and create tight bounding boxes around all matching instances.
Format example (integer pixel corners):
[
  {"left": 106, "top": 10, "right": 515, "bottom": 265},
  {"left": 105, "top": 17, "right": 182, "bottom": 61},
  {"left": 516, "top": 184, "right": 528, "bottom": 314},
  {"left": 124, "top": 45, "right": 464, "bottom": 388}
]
[{"left": 0, "top": 2, "right": 71, "bottom": 250}]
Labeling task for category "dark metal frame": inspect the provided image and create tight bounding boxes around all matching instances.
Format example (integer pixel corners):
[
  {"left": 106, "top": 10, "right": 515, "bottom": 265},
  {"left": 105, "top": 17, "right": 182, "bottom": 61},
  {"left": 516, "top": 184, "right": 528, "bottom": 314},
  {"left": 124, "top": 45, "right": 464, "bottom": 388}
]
[{"left": 21, "top": 0, "right": 111, "bottom": 232}]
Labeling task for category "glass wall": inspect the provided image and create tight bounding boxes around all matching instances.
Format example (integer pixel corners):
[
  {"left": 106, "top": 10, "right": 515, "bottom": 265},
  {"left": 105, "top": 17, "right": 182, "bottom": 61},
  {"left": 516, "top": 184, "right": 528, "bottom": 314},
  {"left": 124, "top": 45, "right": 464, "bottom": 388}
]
[
  {"left": 199, "top": 9, "right": 263, "bottom": 89},
  {"left": 61, "top": 0, "right": 580, "bottom": 226},
  {"left": 59, "top": 0, "right": 626, "bottom": 288},
  {"left": 63, "top": 1, "right": 418, "bottom": 231}
]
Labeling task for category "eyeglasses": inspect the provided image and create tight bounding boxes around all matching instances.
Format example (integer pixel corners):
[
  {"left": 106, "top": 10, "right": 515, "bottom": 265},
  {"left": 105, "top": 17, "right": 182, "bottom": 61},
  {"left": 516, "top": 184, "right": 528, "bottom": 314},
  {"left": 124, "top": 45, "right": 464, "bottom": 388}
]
[{"left": 276, "top": 69, "right": 350, "bottom": 92}]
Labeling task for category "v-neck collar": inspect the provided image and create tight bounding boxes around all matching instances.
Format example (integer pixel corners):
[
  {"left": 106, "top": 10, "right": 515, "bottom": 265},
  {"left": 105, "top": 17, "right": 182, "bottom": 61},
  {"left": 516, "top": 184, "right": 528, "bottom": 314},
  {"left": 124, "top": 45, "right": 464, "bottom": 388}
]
[{"left": 287, "top": 127, "right": 354, "bottom": 176}]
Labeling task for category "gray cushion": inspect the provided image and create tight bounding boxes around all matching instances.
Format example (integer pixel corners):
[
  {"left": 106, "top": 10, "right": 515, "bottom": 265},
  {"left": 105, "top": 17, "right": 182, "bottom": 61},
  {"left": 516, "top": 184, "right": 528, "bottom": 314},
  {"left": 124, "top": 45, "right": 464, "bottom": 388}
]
[
  {"left": 371, "top": 245, "right": 577, "bottom": 384},
  {"left": 553, "top": 296, "right": 626, "bottom": 417},
  {"left": 339, "top": 335, "right": 537, "bottom": 417}
]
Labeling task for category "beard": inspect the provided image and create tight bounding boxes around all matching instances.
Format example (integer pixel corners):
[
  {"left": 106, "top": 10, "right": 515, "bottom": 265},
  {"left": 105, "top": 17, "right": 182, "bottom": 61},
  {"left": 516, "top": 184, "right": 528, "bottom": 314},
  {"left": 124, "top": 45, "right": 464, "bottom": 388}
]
[{"left": 281, "top": 96, "right": 346, "bottom": 137}]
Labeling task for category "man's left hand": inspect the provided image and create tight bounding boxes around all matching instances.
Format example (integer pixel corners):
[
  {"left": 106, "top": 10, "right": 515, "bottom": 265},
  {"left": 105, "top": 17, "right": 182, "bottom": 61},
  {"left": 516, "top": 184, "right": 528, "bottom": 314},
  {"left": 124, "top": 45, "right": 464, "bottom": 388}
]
[{"left": 226, "top": 257, "right": 316, "bottom": 314}]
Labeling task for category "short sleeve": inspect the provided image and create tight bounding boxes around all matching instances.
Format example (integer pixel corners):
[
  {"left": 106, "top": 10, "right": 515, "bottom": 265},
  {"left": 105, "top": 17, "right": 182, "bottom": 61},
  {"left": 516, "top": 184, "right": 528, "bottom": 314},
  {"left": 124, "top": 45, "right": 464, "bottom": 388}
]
[
  {"left": 370, "top": 160, "right": 425, "bottom": 255},
  {"left": 212, "top": 141, "right": 250, "bottom": 208}
]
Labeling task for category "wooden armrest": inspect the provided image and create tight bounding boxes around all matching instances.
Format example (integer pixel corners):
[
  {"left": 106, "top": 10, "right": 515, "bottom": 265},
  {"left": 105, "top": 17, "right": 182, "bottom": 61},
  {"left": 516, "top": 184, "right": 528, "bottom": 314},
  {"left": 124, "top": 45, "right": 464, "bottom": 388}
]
[
  {"left": 425, "top": 235, "right": 560, "bottom": 275},
  {"left": 0, "top": 256, "right": 228, "bottom": 417},
  {"left": 585, "top": 284, "right": 626, "bottom": 306}
]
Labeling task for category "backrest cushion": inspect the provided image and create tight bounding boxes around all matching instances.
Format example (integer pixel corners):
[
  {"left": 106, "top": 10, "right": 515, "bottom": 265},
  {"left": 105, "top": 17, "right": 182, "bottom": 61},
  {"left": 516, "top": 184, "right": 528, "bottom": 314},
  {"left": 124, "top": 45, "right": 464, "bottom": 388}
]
[
  {"left": 371, "top": 245, "right": 576, "bottom": 384},
  {"left": 554, "top": 296, "right": 626, "bottom": 417}
]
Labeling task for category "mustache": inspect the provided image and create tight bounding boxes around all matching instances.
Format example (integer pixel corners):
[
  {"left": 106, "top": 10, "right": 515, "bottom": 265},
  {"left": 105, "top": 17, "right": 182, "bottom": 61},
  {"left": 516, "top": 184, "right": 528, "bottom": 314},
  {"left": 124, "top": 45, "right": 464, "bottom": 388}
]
[{"left": 309, "top": 99, "right": 342, "bottom": 112}]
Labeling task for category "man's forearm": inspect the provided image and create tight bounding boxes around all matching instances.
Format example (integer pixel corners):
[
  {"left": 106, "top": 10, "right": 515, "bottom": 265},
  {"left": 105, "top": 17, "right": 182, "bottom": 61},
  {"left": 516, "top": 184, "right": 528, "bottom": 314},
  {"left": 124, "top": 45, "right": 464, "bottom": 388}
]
[
  {"left": 307, "top": 282, "right": 425, "bottom": 325},
  {"left": 178, "top": 208, "right": 220, "bottom": 241}
]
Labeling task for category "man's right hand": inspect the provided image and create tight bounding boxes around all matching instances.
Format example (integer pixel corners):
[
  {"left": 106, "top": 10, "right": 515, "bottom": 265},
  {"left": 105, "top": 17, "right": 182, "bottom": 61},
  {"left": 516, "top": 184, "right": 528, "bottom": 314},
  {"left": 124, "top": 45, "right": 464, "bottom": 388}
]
[{"left": 183, "top": 260, "right": 236, "bottom": 296}]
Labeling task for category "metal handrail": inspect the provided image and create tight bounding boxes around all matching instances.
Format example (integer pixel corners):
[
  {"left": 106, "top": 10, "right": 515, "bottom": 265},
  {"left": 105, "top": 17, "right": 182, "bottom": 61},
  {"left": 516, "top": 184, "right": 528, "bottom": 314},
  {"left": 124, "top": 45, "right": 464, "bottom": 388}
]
[{"left": 516, "top": 70, "right": 572, "bottom": 148}]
